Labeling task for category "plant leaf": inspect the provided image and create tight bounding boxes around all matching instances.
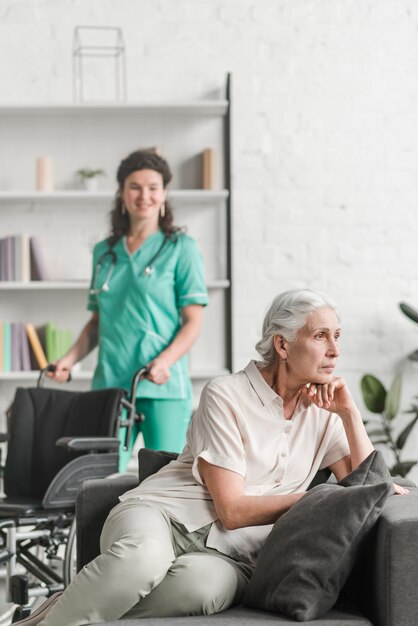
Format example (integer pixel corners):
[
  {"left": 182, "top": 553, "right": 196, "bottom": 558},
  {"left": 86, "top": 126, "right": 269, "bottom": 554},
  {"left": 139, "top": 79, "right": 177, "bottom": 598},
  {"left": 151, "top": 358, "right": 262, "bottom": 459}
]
[
  {"left": 367, "top": 429, "right": 388, "bottom": 438},
  {"left": 408, "top": 349, "right": 418, "bottom": 362},
  {"left": 385, "top": 372, "right": 402, "bottom": 420},
  {"left": 399, "top": 302, "right": 418, "bottom": 324},
  {"left": 396, "top": 415, "right": 418, "bottom": 450},
  {"left": 391, "top": 460, "right": 417, "bottom": 478},
  {"left": 372, "top": 439, "right": 391, "bottom": 445},
  {"left": 361, "top": 374, "right": 386, "bottom": 413}
]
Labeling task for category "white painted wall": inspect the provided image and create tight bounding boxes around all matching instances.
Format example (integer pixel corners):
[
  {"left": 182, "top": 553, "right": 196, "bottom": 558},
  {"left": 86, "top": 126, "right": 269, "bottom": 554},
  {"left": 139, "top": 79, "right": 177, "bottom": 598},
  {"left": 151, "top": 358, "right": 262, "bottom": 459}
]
[{"left": 1, "top": 0, "right": 418, "bottom": 478}]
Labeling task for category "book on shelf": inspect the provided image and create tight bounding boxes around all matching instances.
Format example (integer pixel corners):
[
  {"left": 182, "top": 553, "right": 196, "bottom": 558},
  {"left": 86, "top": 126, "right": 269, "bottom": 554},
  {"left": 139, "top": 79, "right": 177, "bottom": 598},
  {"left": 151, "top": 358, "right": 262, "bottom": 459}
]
[
  {"left": 11, "top": 322, "right": 21, "bottom": 371},
  {"left": 0, "top": 239, "right": 5, "bottom": 280},
  {"left": 0, "top": 237, "right": 14, "bottom": 281},
  {"left": 45, "top": 322, "right": 72, "bottom": 362},
  {"left": 0, "top": 323, "right": 3, "bottom": 370},
  {"left": 2, "top": 323, "right": 11, "bottom": 371},
  {"left": 14, "top": 234, "right": 31, "bottom": 281},
  {"left": 202, "top": 148, "right": 215, "bottom": 190},
  {"left": 30, "top": 236, "right": 48, "bottom": 280},
  {"left": 0, "top": 234, "right": 48, "bottom": 282},
  {"left": 19, "top": 323, "right": 31, "bottom": 370},
  {"left": 25, "top": 323, "right": 48, "bottom": 369}
]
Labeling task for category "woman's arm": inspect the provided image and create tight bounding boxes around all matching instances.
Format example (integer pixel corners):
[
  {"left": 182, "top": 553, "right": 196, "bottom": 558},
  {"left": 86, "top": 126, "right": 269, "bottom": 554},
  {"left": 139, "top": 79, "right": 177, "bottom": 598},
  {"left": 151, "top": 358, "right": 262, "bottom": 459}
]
[
  {"left": 146, "top": 304, "right": 204, "bottom": 384},
  {"left": 308, "top": 378, "right": 409, "bottom": 494},
  {"left": 304, "top": 377, "right": 374, "bottom": 472},
  {"left": 198, "top": 458, "right": 304, "bottom": 530},
  {"left": 47, "top": 313, "right": 99, "bottom": 382}
]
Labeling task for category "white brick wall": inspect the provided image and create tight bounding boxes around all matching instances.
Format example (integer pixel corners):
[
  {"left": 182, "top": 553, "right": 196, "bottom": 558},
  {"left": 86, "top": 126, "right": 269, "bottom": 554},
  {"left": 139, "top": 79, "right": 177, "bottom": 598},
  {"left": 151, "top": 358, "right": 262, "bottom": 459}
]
[{"left": 2, "top": 0, "right": 418, "bottom": 477}]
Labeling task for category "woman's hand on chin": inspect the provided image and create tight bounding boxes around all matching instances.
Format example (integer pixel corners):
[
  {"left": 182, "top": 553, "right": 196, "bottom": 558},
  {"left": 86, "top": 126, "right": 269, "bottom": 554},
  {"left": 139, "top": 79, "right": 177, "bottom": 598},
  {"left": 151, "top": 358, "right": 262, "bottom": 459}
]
[{"left": 304, "top": 377, "right": 358, "bottom": 419}]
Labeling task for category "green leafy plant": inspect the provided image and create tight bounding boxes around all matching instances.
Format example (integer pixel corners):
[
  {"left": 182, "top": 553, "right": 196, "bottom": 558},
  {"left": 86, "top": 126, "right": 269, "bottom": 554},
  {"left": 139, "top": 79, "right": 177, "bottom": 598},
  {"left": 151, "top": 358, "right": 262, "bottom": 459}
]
[
  {"left": 361, "top": 372, "right": 418, "bottom": 477},
  {"left": 399, "top": 301, "right": 418, "bottom": 361},
  {"left": 76, "top": 168, "right": 106, "bottom": 179}
]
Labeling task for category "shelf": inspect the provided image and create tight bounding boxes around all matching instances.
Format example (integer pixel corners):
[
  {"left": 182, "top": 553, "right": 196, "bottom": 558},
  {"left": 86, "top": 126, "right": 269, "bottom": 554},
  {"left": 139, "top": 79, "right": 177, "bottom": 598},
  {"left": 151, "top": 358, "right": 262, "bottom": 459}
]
[
  {"left": 0, "top": 102, "right": 228, "bottom": 117},
  {"left": 0, "top": 369, "right": 230, "bottom": 382},
  {"left": 0, "top": 190, "right": 229, "bottom": 204},
  {"left": 0, "top": 279, "right": 230, "bottom": 291},
  {"left": 0, "top": 371, "right": 93, "bottom": 382}
]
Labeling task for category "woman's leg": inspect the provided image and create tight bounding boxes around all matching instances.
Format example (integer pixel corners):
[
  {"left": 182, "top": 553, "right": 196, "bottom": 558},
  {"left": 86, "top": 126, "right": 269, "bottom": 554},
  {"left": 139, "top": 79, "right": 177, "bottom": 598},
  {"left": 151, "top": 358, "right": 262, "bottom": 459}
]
[
  {"left": 122, "top": 552, "right": 252, "bottom": 619},
  {"left": 39, "top": 501, "right": 175, "bottom": 626},
  {"left": 138, "top": 398, "right": 192, "bottom": 453}
]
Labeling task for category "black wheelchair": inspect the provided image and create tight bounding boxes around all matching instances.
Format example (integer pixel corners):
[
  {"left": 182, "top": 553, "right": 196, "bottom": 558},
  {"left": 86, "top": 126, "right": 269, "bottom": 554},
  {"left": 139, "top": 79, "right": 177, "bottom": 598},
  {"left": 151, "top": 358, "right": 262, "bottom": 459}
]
[{"left": 0, "top": 366, "right": 145, "bottom": 623}]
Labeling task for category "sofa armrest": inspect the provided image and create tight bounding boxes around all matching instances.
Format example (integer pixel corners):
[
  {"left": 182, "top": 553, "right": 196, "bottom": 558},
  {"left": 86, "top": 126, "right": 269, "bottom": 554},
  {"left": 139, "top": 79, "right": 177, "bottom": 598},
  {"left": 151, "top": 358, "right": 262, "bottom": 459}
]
[
  {"left": 76, "top": 474, "right": 138, "bottom": 572},
  {"left": 369, "top": 489, "right": 418, "bottom": 626}
]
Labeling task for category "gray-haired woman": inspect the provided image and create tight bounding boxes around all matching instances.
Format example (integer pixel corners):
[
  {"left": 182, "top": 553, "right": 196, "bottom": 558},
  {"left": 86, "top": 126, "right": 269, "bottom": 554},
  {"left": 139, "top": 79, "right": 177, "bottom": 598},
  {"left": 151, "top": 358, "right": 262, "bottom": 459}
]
[{"left": 19, "top": 289, "right": 407, "bottom": 626}]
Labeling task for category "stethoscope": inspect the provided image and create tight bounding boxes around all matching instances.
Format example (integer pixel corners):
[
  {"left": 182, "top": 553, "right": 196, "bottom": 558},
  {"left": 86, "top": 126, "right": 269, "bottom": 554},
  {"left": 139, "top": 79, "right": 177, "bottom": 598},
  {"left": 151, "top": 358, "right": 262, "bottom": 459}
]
[{"left": 89, "top": 236, "right": 169, "bottom": 295}]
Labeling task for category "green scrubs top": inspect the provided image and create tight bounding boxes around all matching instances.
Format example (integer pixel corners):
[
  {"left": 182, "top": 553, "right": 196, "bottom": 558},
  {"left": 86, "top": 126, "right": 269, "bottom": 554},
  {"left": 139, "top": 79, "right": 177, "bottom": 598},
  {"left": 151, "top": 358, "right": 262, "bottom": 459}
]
[{"left": 87, "top": 230, "right": 208, "bottom": 400}]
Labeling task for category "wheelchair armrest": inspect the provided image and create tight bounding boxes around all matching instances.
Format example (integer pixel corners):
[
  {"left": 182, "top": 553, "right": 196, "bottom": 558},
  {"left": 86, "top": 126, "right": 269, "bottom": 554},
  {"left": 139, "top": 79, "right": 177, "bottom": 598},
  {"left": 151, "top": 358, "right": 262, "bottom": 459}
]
[
  {"left": 76, "top": 475, "right": 138, "bottom": 571},
  {"left": 56, "top": 437, "right": 120, "bottom": 452}
]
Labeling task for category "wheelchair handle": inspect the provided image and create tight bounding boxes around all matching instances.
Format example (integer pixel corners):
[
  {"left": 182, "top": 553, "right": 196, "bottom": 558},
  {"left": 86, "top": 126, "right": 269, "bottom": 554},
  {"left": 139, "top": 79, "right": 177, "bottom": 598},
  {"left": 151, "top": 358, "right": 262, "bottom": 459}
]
[
  {"left": 122, "top": 367, "right": 149, "bottom": 452},
  {"left": 38, "top": 364, "right": 72, "bottom": 387}
]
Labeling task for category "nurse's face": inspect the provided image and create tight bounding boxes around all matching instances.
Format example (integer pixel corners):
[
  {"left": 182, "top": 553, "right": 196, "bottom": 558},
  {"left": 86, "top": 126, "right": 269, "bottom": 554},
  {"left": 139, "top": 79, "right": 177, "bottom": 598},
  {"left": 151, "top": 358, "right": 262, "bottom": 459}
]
[{"left": 121, "top": 169, "right": 167, "bottom": 227}]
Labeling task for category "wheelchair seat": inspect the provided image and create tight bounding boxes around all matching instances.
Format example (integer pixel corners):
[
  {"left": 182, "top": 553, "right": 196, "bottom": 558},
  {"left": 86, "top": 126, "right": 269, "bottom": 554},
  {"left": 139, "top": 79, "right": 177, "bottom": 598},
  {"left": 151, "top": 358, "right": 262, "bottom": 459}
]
[{"left": 0, "top": 384, "right": 127, "bottom": 614}]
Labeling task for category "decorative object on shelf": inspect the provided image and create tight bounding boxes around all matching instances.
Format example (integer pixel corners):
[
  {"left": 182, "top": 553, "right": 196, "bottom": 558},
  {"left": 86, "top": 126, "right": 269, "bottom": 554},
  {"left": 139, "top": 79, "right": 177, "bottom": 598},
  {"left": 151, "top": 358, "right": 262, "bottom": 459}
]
[
  {"left": 202, "top": 148, "right": 216, "bottom": 190},
  {"left": 138, "top": 146, "right": 163, "bottom": 157},
  {"left": 72, "top": 26, "right": 127, "bottom": 103},
  {"left": 76, "top": 168, "right": 106, "bottom": 192},
  {"left": 36, "top": 156, "right": 54, "bottom": 192}
]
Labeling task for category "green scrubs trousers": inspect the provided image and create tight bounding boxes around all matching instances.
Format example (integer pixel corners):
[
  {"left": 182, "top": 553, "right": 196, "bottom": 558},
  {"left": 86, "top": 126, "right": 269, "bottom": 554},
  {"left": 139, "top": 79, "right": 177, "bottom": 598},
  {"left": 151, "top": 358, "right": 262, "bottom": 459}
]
[{"left": 118, "top": 397, "right": 193, "bottom": 472}]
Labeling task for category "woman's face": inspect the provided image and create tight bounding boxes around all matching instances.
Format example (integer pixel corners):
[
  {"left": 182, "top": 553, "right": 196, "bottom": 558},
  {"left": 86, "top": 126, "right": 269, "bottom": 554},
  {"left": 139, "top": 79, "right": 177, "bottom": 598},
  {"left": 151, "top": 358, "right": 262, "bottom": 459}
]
[
  {"left": 121, "top": 169, "right": 167, "bottom": 226},
  {"left": 283, "top": 307, "right": 341, "bottom": 385}
]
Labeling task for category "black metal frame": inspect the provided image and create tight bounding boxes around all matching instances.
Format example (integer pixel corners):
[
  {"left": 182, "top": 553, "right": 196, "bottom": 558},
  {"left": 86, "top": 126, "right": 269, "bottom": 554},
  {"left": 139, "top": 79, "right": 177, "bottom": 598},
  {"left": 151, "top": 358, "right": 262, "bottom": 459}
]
[
  {"left": 224, "top": 72, "right": 233, "bottom": 372},
  {"left": 0, "top": 366, "right": 145, "bottom": 614}
]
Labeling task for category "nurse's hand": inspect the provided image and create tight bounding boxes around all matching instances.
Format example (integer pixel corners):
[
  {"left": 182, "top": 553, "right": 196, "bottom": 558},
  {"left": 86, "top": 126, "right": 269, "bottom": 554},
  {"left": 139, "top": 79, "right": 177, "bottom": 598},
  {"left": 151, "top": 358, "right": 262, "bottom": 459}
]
[
  {"left": 47, "top": 357, "right": 73, "bottom": 383},
  {"left": 145, "top": 358, "right": 171, "bottom": 385}
]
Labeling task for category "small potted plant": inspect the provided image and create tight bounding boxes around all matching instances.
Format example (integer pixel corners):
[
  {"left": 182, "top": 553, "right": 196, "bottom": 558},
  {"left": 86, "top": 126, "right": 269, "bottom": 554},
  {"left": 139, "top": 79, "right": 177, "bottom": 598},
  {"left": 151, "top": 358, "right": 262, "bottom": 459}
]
[{"left": 76, "top": 168, "right": 106, "bottom": 192}]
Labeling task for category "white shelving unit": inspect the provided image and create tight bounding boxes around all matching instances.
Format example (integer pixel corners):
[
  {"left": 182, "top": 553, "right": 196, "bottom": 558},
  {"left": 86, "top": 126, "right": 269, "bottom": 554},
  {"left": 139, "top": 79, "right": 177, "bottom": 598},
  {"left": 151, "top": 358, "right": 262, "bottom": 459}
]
[
  {"left": 0, "top": 279, "right": 231, "bottom": 291},
  {"left": 0, "top": 76, "right": 233, "bottom": 423},
  {"left": 0, "top": 189, "right": 229, "bottom": 203}
]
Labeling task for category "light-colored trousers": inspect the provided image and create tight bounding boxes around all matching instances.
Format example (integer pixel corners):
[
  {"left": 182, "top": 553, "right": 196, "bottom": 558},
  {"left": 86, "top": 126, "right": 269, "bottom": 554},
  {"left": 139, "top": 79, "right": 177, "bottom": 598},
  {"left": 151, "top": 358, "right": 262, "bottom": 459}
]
[{"left": 40, "top": 500, "right": 253, "bottom": 626}]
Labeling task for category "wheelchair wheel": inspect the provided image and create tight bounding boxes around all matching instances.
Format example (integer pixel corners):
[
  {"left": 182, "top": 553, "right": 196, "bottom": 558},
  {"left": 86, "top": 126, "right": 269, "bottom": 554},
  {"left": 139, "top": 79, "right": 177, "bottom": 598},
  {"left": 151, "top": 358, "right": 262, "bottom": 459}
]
[{"left": 63, "top": 519, "right": 77, "bottom": 586}]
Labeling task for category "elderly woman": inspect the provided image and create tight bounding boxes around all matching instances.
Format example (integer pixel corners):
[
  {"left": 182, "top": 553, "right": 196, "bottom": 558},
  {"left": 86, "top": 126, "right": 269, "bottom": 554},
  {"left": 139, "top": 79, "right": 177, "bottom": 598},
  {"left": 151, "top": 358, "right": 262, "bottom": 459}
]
[{"left": 20, "top": 289, "right": 406, "bottom": 626}]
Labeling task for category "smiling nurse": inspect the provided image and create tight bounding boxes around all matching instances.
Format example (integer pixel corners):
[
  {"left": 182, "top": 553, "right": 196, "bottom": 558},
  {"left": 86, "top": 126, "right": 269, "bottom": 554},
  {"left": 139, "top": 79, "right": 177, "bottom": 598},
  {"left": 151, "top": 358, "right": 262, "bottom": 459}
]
[{"left": 48, "top": 151, "right": 208, "bottom": 467}]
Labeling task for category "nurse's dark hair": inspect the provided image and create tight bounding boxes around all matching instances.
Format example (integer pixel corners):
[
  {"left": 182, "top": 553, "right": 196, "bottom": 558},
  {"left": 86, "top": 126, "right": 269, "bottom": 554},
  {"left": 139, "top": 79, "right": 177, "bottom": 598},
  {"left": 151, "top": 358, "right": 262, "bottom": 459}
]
[
  {"left": 108, "top": 150, "right": 182, "bottom": 246},
  {"left": 255, "top": 289, "right": 341, "bottom": 366}
]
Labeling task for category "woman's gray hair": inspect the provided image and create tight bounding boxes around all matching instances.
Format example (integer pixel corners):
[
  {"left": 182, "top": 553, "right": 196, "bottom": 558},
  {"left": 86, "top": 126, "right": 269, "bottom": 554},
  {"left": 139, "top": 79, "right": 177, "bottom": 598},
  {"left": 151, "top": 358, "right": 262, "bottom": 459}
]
[{"left": 255, "top": 289, "right": 340, "bottom": 366}]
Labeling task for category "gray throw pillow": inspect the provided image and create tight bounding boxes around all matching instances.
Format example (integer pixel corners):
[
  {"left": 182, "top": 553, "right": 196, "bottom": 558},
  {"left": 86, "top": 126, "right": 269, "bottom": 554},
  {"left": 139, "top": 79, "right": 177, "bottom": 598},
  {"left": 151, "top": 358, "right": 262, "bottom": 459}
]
[{"left": 243, "top": 451, "right": 393, "bottom": 622}]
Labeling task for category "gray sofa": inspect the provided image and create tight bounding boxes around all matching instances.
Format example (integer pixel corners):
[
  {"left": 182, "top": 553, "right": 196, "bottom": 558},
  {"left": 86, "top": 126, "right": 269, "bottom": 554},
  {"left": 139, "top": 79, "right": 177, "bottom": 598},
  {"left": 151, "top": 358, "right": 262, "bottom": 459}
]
[{"left": 76, "top": 450, "right": 418, "bottom": 626}]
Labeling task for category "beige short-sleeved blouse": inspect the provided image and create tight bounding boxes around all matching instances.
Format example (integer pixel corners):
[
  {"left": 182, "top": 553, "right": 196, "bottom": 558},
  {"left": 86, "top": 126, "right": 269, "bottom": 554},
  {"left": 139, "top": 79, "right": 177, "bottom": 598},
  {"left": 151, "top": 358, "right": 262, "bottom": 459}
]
[{"left": 120, "top": 360, "right": 350, "bottom": 565}]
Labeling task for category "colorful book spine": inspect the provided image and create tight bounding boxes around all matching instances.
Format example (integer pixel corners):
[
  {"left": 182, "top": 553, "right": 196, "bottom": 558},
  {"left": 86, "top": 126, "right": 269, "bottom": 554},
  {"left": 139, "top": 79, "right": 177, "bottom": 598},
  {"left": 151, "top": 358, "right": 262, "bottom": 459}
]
[
  {"left": 25, "top": 323, "right": 48, "bottom": 369},
  {"left": 0, "top": 323, "right": 3, "bottom": 370},
  {"left": 11, "top": 322, "right": 21, "bottom": 371},
  {"left": 2, "top": 323, "right": 11, "bottom": 371},
  {"left": 19, "top": 323, "right": 31, "bottom": 370}
]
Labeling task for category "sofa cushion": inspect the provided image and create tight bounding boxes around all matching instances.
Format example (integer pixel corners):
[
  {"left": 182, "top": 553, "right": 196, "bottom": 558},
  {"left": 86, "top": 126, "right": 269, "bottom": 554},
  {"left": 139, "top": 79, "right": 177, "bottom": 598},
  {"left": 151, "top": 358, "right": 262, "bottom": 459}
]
[
  {"left": 138, "top": 448, "right": 178, "bottom": 484},
  {"left": 243, "top": 451, "right": 393, "bottom": 622}
]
